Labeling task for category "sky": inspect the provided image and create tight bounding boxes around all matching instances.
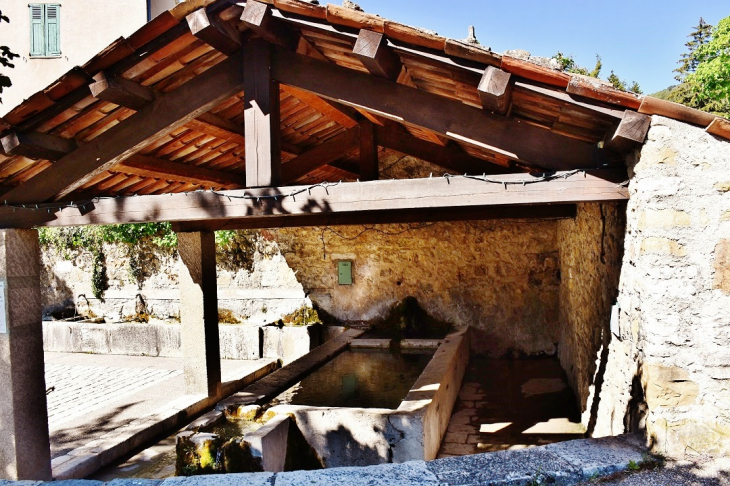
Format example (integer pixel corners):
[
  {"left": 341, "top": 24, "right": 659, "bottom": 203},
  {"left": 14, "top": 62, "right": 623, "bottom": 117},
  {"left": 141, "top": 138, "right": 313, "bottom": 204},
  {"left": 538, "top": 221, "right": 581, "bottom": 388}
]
[{"left": 352, "top": 0, "right": 728, "bottom": 95}]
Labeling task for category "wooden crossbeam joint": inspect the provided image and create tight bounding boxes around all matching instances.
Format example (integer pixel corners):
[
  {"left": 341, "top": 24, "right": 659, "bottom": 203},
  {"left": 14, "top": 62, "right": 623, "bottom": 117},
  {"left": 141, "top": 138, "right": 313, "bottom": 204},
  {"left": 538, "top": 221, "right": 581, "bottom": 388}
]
[
  {"left": 1, "top": 131, "right": 77, "bottom": 161},
  {"left": 241, "top": 1, "right": 298, "bottom": 51},
  {"left": 353, "top": 29, "right": 402, "bottom": 81},
  {"left": 478, "top": 66, "right": 513, "bottom": 115},
  {"left": 187, "top": 8, "right": 242, "bottom": 56},
  {"left": 604, "top": 111, "right": 651, "bottom": 154},
  {"left": 90, "top": 71, "right": 156, "bottom": 111}
]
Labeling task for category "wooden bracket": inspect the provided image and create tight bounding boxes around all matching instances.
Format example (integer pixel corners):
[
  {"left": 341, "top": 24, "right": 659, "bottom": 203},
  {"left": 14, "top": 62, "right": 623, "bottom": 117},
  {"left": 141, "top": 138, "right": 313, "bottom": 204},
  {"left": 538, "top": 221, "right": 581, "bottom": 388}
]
[
  {"left": 1, "top": 131, "right": 77, "bottom": 161},
  {"left": 353, "top": 30, "right": 402, "bottom": 81},
  {"left": 90, "top": 70, "right": 156, "bottom": 110},
  {"left": 241, "top": 1, "right": 298, "bottom": 51},
  {"left": 187, "top": 8, "right": 242, "bottom": 56},
  {"left": 478, "top": 66, "right": 512, "bottom": 115},
  {"left": 604, "top": 111, "right": 651, "bottom": 154}
]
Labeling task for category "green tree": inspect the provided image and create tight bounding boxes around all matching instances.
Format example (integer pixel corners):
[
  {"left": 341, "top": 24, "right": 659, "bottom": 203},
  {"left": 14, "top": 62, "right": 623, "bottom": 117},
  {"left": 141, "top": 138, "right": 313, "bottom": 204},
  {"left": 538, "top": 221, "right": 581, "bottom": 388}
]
[
  {"left": 674, "top": 17, "right": 713, "bottom": 82},
  {"left": 685, "top": 16, "right": 730, "bottom": 117},
  {"left": 0, "top": 10, "right": 18, "bottom": 104},
  {"left": 551, "top": 53, "right": 641, "bottom": 94}
]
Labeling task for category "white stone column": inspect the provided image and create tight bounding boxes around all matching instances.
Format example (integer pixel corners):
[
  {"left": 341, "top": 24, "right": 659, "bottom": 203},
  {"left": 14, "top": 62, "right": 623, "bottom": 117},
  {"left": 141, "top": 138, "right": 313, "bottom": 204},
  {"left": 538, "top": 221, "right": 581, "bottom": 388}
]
[
  {"left": 0, "top": 229, "right": 52, "bottom": 480},
  {"left": 177, "top": 231, "right": 221, "bottom": 397}
]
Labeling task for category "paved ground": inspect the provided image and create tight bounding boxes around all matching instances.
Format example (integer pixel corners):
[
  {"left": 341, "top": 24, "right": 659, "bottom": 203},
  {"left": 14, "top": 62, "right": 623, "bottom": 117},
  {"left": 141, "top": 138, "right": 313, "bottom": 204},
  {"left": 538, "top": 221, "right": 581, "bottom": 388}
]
[
  {"left": 44, "top": 352, "right": 273, "bottom": 458},
  {"left": 438, "top": 357, "right": 585, "bottom": 457},
  {"left": 579, "top": 457, "right": 730, "bottom": 485}
]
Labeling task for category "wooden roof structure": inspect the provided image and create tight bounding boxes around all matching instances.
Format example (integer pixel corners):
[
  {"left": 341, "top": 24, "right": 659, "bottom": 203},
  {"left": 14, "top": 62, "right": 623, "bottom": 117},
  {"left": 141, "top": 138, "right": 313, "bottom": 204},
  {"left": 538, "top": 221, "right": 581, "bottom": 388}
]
[{"left": 0, "top": 0, "right": 724, "bottom": 231}]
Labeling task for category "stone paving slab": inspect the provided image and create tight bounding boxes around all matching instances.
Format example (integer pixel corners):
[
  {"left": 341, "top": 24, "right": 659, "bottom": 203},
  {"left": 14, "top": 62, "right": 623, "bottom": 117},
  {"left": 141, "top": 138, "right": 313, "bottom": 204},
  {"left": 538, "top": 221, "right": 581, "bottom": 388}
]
[
  {"left": 545, "top": 435, "right": 648, "bottom": 478},
  {"left": 161, "top": 474, "right": 274, "bottom": 486},
  {"left": 274, "top": 461, "right": 438, "bottom": 486}
]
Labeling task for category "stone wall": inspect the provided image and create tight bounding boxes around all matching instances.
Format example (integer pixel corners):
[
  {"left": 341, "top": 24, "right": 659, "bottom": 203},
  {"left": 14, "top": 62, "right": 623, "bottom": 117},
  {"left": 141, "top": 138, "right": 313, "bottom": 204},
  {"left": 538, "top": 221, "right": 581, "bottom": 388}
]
[
  {"left": 610, "top": 116, "right": 730, "bottom": 457},
  {"left": 557, "top": 203, "right": 626, "bottom": 432},
  {"left": 42, "top": 218, "right": 561, "bottom": 357}
]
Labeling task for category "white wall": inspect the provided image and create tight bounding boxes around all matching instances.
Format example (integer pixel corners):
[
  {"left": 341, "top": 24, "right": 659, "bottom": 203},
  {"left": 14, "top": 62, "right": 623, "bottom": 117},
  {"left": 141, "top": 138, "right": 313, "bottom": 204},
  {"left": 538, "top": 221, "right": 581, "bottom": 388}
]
[{"left": 0, "top": 1, "right": 148, "bottom": 115}]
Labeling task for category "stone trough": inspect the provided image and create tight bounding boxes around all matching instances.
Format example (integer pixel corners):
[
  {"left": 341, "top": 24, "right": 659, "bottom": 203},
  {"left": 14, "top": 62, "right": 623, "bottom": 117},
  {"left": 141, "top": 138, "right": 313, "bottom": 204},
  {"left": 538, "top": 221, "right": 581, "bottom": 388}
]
[{"left": 176, "top": 328, "right": 470, "bottom": 474}]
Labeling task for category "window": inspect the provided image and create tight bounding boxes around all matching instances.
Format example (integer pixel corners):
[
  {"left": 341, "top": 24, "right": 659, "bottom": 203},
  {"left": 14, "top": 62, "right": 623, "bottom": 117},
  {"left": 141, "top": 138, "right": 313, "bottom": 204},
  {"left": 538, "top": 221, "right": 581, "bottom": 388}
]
[{"left": 29, "top": 4, "right": 61, "bottom": 58}]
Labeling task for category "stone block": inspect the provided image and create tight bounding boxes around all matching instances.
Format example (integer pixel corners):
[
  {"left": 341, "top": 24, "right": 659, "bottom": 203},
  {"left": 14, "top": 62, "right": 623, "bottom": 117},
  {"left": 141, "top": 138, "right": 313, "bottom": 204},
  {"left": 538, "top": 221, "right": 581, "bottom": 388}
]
[
  {"left": 640, "top": 237, "right": 686, "bottom": 256},
  {"left": 219, "top": 325, "right": 260, "bottom": 360},
  {"left": 642, "top": 364, "right": 699, "bottom": 408},
  {"left": 106, "top": 480, "right": 162, "bottom": 486},
  {"left": 275, "top": 461, "right": 438, "bottom": 486},
  {"left": 156, "top": 323, "right": 181, "bottom": 358},
  {"left": 281, "top": 325, "right": 319, "bottom": 364},
  {"left": 52, "top": 453, "right": 101, "bottom": 480},
  {"left": 261, "top": 326, "right": 282, "bottom": 360},
  {"left": 161, "top": 473, "right": 273, "bottom": 486},
  {"left": 715, "top": 181, "right": 730, "bottom": 193},
  {"left": 51, "top": 481, "right": 104, "bottom": 486},
  {"left": 714, "top": 240, "right": 730, "bottom": 294},
  {"left": 245, "top": 414, "right": 290, "bottom": 472},
  {"left": 108, "top": 324, "right": 159, "bottom": 357},
  {"left": 638, "top": 209, "right": 691, "bottom": 229},
  {"left": 77, "top": 324, "right": 111, "bottom": 354},
  {"left": 544, "top": 435, "right": 647, "bottom": 479}
]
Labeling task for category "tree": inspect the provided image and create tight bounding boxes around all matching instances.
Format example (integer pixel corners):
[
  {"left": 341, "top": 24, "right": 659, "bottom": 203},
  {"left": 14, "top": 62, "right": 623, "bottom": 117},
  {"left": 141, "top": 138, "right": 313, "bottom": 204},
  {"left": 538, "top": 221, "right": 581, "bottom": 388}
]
[
  {"left": 551, "top": 53, "right": 642, "bottom": 94},
  {"left": 674, "top": 17, "right": 713, "bottom": 82},
  {"left": 685, "top": 16, "right": 730, "bottom": 117},
  {"left": 0, "top": 10, "right": 18, "bottom": 104}
]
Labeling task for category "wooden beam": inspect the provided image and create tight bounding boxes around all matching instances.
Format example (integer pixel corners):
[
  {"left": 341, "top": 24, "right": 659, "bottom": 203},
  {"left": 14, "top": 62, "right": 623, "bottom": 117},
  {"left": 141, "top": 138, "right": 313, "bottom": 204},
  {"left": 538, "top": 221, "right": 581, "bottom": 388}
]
[
  {"left": 240, "top": 1, "right": 298, "bottom": 51},
  {"left": 376, "top": 123, "right": 509, "bottom": 175},
  {"left": 186, "top": 8, "right": 242, "bottom": 56},
  {"left": 172, "top": 204, "right": 579, "bottom": 232},
  {"left": 2, "top": 170, "right": 627, "bottom": 229},
  {"left": 604, "top": 111, "right": 651, "bottom": 154},
  {"left": 244, "top": 38, "right": 281, "bottom": 188},
  {"left": 271, "top": 48, "right": 608, "bottom": 171},
  {"left": 359, "top": 119, "right": 378, "bottom": 181},
  {"left": 707, "top": 117, "right": 730, "bottom": 140},
  {"left": 478, "top": 66, "right": 512, "bottom": 115},
  {"left": 282, "top": 127, "right": 359, "bottom": 184},
  {"left": 90, "top": 70, "right": 156, "bottom": 110},
  {"left": 116, "top": 154, "right": 246, "bottom": 189},
  {"left": 353, "top": 29, "right": 402, "bottom": 80},
  {"left": 0, "top": 131, "right": 77, "bottom": 161},
  {"left": 1, "top": 54, "right": 245, "bottom": 204}
]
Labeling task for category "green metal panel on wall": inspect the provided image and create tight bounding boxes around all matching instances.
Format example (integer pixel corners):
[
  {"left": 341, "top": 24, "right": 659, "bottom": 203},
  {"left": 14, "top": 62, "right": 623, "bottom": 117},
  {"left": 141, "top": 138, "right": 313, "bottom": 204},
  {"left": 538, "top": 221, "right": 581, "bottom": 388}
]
[{"left": 338, "top": 261, "right": 352, "bottom": 285}]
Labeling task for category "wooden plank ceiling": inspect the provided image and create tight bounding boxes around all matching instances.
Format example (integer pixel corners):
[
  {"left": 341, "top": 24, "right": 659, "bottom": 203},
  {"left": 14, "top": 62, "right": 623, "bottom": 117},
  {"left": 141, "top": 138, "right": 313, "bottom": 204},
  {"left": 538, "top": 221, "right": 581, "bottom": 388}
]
[{"left": 0, "top": 0, "right": 654, "bottom": 226}]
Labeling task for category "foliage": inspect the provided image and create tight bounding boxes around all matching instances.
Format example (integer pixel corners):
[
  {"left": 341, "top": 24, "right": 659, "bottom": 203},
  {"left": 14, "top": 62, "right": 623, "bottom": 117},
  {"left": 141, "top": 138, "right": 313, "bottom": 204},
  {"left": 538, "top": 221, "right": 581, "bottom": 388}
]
[
  {"left": 552, "top": 53, "right": 641, "bottom": 94},
  {"left": 0, "top": 10, "right": 18, "bottom": 104},
  {"left": 684, "top": 16, "right": 730, "bottom": 116},
  {"left": 675, "top": 17, "right": 713, "bottom": 82},
  {"left": 90, "top": 248, "right": 108, "bottom": 300}
]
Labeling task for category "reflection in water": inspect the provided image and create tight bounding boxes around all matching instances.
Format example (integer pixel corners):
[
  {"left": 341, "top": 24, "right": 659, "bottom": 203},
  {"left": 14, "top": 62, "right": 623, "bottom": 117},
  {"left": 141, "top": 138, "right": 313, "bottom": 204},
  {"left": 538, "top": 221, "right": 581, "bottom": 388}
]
[{"left": 273, "top": 349, "right": 434, "bottom": 409}]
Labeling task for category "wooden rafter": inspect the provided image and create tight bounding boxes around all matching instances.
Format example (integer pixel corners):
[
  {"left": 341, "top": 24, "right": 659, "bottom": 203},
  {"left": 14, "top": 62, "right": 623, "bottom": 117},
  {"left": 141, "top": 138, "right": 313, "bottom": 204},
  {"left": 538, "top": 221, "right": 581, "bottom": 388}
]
[
  {"left": 117, "top": 154, "right": 245, "bottom": 189},
  {"left": 282, "top": 127, "right": 359, "bottom": 184}
]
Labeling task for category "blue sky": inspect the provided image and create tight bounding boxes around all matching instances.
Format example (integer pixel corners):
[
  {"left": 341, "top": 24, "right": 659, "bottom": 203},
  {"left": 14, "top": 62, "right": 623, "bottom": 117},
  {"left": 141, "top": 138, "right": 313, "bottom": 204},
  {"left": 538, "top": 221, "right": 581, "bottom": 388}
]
[{"left": 354, "top": 0, "right": 728, "bottom": 95}]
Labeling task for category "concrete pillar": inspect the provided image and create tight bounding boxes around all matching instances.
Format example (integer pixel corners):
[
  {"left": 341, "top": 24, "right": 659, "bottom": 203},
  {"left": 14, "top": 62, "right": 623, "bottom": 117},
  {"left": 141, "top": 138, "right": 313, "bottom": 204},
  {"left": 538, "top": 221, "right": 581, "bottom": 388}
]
[
  {"left": 178, "top": 231, "right": 221, "bottom": 397},
  {"left": 0, "top": 229, "right": 52, "bottom": 481}
]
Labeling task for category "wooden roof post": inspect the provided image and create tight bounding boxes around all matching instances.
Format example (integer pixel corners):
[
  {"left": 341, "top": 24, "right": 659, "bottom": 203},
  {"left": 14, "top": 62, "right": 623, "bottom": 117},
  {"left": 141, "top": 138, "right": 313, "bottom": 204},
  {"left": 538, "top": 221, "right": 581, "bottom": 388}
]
[
  {"left": 359, "top": 119, "right": 379, "bottom": 181},
  {"left": 244, "top": 38, "right": 281, "bottom": 188}
]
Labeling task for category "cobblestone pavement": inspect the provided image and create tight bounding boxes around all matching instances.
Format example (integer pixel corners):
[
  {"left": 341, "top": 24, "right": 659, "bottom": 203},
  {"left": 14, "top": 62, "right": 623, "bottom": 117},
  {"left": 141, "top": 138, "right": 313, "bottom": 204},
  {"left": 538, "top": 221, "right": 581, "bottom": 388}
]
[
  {"left": 438, "top": 358, "right": 585, "bottom": 458},
  {"left": 44, "top": 352, "right": 272, "bottom": 458}
]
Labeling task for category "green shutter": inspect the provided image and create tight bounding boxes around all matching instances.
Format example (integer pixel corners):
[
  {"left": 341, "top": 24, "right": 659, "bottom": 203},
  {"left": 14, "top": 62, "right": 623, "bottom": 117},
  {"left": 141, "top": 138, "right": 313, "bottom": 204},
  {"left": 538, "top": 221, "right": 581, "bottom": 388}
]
[
  {"left": 44, "top": 5, "right": 61, "bottom": 56},
  {"left": 29, "top": 4, "right": 45, "bottom": 57}
]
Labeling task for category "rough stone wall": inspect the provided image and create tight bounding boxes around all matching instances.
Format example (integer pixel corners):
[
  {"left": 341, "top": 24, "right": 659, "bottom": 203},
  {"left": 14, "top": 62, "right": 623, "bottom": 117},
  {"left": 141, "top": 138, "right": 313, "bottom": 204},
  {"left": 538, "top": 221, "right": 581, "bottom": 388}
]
[
  {"left": 557, "top": 203, "right": 626, "bottom": 432},
  {"left": 41, "top": 218, "right": 561, "bottom": 357},
  {"left": 613, "top": 116, "right": 730, "bottom": 457}
]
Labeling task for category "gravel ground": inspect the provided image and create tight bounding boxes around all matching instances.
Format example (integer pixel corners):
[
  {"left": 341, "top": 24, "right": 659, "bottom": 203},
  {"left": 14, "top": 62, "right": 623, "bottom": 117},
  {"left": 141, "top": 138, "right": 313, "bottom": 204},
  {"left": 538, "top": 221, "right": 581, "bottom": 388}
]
[{"left": 580, "top": 458, "right": 730, "bottom": 485}]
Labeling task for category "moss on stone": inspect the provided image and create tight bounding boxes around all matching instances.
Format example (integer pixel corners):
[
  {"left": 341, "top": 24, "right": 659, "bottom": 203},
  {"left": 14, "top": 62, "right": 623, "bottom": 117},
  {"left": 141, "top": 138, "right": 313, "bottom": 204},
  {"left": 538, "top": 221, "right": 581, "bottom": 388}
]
[{"left": 281, "top": 306, "right": 322, "bottom": 327}]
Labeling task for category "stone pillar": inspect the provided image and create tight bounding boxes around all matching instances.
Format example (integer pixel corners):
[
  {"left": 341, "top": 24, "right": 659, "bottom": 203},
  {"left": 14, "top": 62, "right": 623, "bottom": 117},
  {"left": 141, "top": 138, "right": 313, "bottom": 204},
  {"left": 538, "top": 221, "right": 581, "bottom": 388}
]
[
  {"left": 178, "top": 231, "right": 221, "bottom": 397},
  {"left": 0, "top": 229, "right": 52, "bottom": 480}
]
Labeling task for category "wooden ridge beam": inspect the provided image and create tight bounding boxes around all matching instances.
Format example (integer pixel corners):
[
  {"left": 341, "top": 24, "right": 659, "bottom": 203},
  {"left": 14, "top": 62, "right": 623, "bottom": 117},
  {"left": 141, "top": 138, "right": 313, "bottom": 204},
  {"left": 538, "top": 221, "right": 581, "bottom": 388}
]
[
  {"left": 0, "top": 169, "right": 627, "bottom": 229},
  {"left": 117, "top": 154, "right": 245, "bottom": 189},
  {"left": 604, "top": 111, "right": 651, "bottom": 154},
  {"left": 187, "top": 8, "right": 242, "bottom": 56},
  {"left": 478, "top": 66, "right": 512, "bottom": 115},
  {"left": 173, "top": 204, "right": 579, "bottom": 232},
  {"left": 0, "top": 131, "right": 77, "bottom": 161},
  {"left": 353, "top": 29, "right": 402, "bottom": 81},
  {"left": 90, "top": 70, "right": 156, "bottom": 110},
  {"left": 376, "top": 123, "right": 510, "bottom": 175},
  {"left": 282, "top": 127, "right": 359, "bottom": 184},
  {"left": 1, "top": 54, "right": 245, "bottom": 204},
  {"left": 271, "top": 48, "right": 608, "bottom": 171}
]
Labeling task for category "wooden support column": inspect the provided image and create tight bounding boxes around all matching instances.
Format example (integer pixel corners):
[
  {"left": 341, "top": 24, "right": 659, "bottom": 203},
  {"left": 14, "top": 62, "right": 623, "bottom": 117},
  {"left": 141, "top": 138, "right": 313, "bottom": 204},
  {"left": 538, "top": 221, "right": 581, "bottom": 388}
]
[
  {"left": 244, "top": 38, "right": 281, "bottom": 187},
  {"left": 478, "top": 66, "right": 512, "bottom": 115},
  {"left": 177, "top": 231, "right": 221, "bottom": 398},
  {"left": 353, "top": 30, "right": 402, "bottom": 80},
  {"left": 359, "top": 119, "right": 378, "bottom": 181},
  {"left": 0, "top": 229, "right": 52, "bottom": 481}
]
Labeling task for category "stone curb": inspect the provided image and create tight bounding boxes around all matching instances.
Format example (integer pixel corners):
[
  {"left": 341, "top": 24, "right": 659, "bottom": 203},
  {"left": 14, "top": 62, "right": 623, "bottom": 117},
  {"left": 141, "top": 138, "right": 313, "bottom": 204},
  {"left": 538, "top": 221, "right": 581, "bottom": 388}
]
[{"left": 6, "top": 434, "right": 648, "bottom": 486}]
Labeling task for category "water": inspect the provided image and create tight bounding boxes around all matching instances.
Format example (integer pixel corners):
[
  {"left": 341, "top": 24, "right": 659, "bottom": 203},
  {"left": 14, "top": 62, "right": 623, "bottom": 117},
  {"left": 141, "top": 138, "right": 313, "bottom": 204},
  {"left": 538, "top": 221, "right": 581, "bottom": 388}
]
[
  {"left": 208, "top": 418, "right": 262, "bottom": 440},
  {"left": 272, "top": 349, "right": 434, "bottom": 409}
]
